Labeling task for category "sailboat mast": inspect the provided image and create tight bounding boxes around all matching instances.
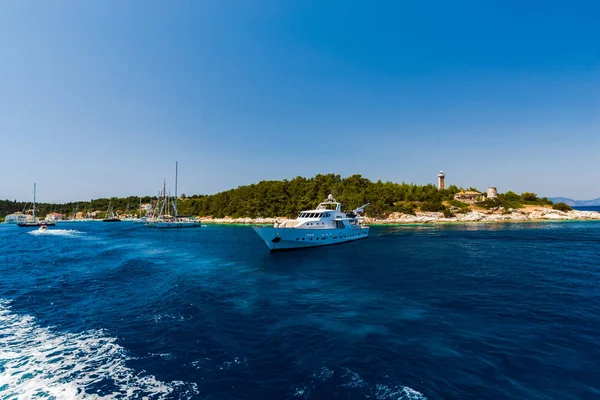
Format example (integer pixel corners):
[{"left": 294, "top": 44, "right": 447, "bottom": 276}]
[
  {"left": 174, "top": 161, "right": 178, "bottom": 217},
  {"left": 163, "top": 180, "right": 167, "bottom": 217},
  {"left": 33, "top": 183, "right": 36, "bottom": 221}
]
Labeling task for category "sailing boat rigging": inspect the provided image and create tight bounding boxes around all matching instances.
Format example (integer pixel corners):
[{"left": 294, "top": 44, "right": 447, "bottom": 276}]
[
  {"left": 145, "top": 161, "right": 201, "bottom": 228},
  {"left": 103, "top": 200, "right": 121, "bottom": 222},
  {"left": 17, "top": 183, "right": 56, "bottom": 227}
]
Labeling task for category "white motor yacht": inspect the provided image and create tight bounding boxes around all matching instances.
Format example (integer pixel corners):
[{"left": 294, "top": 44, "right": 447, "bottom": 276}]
[
  {"left": 253, "top": 194, "right": 369, "bottom": 252},
  {"left": 4, "top": 212, "right": 31, "bottom": 224}
]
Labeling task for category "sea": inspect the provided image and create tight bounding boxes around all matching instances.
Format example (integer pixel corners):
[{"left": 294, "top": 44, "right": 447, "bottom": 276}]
[
  {"left": 1, "top": 219, "right": 599, "bottom": 400},
  {"left": 574, "top": 206, "right": 600, "bottom": 212}
]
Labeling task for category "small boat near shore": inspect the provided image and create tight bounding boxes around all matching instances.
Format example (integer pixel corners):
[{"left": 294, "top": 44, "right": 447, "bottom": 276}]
[
  {"left": 146, "top": 162, "right": 201, "bottom": 229},
  {"left": 253, "top": 194, "right": 369, "bottom": 252},
  {"left": 17, "top": 184, "right": 57, "bottom": 227},
  {"left": 4, "top": 212, "right": 29, "bottom": 224},
  {"left": 103, "top": 202, "right": 121, "bottom": 222}
]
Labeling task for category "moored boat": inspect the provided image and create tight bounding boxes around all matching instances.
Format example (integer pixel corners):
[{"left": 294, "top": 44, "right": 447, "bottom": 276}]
[
  {"left": 17, "top": 184, "right": 57, "bottom": 227},
  {"left": 146, "top": 162, "right": 201, "bottom": 229},
  {"left": 253, "top": 194, "right": 369, "bottom": 252},
  {"left": 4, "top": 212, "right": 30, "bottom": 224},
  {"left": 102, "top": 202, "right": 121, "bottom": 222}
]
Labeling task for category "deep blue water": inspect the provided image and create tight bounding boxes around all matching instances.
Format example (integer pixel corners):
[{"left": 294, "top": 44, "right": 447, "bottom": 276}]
[
  {"left": 1, "top": 221, "right": 600, "bottom": 399},
  {"left": 574, "top": 206, "right": 600, "bottom": 212}
]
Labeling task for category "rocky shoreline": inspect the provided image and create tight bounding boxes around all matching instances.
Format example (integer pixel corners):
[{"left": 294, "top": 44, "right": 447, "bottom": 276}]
[{"left": 198, "top": 209, "right": 600, "bottom": 225}]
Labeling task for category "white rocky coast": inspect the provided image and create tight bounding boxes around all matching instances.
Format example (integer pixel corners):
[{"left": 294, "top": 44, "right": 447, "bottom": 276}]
[
  {"left": 368, "top": 208, "right": 600, "bottom": 224},
  {"left": 199, "top": 209, "right": 600, "bottom": 225},
  {"left": 200, "top": 217, "right": 280, "bottom": 225}
]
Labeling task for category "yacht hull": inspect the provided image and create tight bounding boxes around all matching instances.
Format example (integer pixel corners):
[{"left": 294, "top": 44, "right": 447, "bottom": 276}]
[
  {"left": 146, "top": 221, "right": 201, "bottom": 228},
  {"left": 17, "top": 221, "right": 57, "bottom": 227},
  {"left": 253, "top": 226, "right": 369, "bottom": 252}
]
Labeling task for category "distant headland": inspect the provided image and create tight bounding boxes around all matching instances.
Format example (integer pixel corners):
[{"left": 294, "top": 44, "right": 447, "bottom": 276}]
[
  {"left": 1, "top": 173, "right": 599, "bottom": 224},
  {"left": 547, "top": 197, "right": 600, "bottom": 207}
]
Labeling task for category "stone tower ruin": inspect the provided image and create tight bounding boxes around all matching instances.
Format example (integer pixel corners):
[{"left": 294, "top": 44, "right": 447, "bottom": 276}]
[{"left": 437, "top": 171, "right": 445, "bottom": 190}]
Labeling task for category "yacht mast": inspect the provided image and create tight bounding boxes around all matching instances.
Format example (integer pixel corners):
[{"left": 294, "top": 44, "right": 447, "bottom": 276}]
[
  {"left": 163, "top": 180, "right": 167, "bottom": 217},
  {"left": 174, "top": 161, "right": 178, "bottom": 217},
  {"left": 33, "top": 183, "right": 36, "bottom": 221}
]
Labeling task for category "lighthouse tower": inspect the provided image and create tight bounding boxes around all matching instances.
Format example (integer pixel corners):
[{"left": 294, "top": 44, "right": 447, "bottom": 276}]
[{"left": 437, "top": 171, "right": 445, "bottom": 190}]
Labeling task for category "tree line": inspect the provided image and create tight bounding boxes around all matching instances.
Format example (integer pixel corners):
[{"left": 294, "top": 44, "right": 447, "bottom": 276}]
[{"left": 1, "top": 174, "right": 557, "bottom": 220}]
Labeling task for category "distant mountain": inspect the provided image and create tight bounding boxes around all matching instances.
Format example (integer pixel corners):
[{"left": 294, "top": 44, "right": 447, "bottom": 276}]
[{"left": 548, "top": 197, "right": 600, "bottom": 206}]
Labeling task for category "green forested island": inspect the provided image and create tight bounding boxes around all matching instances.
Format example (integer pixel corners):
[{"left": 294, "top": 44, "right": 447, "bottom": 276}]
[{"left": 1, "top": 174, "right": 567, "bottom": 220}]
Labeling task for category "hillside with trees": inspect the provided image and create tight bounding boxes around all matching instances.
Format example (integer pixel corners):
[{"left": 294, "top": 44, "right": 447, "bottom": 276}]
[
  {"left": 175, "top": 174, "right": 464, "bottom": 218},
  {"left": 1, "top": 174, "right": 555, "bottom": 220}
]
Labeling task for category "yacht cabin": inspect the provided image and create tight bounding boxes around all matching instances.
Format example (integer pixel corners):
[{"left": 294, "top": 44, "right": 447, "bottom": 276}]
[{"left": 274, "top": 195, "right": 362, "bottom": 229}]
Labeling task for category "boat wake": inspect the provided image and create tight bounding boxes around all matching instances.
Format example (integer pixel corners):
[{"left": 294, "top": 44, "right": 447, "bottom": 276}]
[
  {"left": 292, "top": 367, "right": 427, "bottom": 400},
  {"left": 0, "top": 299, "right": 199, "bottom": 399},
  {"left": 28, "top": 229, "right": 83, "bottom": 237}
]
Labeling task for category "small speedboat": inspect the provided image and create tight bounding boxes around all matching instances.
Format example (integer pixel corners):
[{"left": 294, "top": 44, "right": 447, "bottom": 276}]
[{"left": 39, "top": 225, "right": 48, "bottom": 231}]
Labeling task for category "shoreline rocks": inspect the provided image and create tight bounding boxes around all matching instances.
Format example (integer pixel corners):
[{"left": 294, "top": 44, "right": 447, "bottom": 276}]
[{"left": 199, "top": 209, "right": 600, "bottom": 225}]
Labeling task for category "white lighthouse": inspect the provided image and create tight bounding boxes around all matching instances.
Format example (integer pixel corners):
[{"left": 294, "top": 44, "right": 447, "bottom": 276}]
[{"left": 437, "top": 171, "right": 445, "bottom": 190}]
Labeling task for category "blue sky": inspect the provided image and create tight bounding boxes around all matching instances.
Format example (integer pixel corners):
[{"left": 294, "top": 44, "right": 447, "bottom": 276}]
[{"left": 1, "top": 1, "right": 598, "bottom": 202}]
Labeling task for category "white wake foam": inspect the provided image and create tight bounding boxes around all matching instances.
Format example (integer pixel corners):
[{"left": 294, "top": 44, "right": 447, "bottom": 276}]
[
  {"left": 0, "top": 299, "right": 198, "bottom": 399},
  {"left": 293, "top": 367, "right": 427, "bottom": 400},
  {"left": 28, "top": 229, "right": 83, "bottom": 237}
]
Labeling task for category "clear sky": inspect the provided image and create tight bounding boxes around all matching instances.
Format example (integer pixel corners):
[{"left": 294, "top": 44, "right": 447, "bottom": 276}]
[{"left": 1, "top": 1, "right": 598, "bottom": 203}]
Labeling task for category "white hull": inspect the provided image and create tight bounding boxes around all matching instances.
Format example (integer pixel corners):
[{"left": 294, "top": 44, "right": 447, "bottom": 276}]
[
  {"left": 4, "top": 214, "right": 30, "bottom": 224},
  {"left": 146, "top": 221, "right": 201, "bottom": 228},
  {"left": 253, "top": 226, "right": 369, "bottom": 252}
]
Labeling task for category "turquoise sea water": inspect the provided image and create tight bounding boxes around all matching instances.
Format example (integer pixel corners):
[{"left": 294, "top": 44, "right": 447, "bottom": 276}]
[{"left": 1, "top": 221, "right": 599, "bottom": 399}]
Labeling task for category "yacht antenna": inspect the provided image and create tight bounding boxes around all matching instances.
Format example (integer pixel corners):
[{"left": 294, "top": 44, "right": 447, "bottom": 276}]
[
  {"left": 33, "top": 183, "right": 37, "bottom": 221},
  {"left": 174, "top": 161, "right": 178, "bottom": 217}
]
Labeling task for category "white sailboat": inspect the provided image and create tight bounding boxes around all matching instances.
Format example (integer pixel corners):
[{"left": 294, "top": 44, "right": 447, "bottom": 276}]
[
  {"left": 103, "top": 200, "right": 121, "bottom": 222},
  {"left": 17, "top": 183, "right": 56, "bottom": 227},
  {"left": 253, "top": 194, "right": 369, "bottom": 252},
  {"left": 145, "top": 161, "right": 201, "bottom": 229}
]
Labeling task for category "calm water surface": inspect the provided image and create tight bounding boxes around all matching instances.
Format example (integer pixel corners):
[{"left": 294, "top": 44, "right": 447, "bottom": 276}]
[{"left": 1, "top": 221, "right": 599, "bottom": 399}]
